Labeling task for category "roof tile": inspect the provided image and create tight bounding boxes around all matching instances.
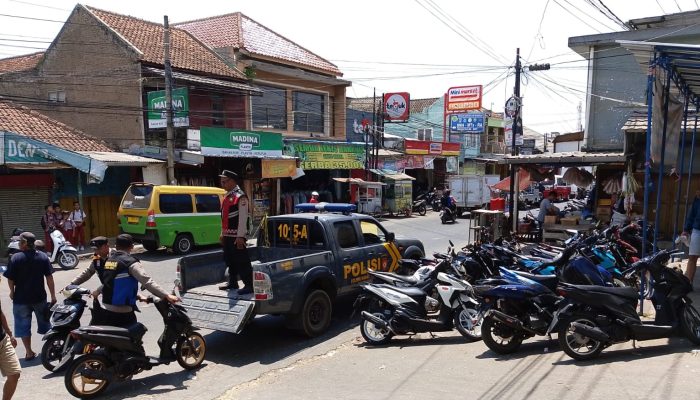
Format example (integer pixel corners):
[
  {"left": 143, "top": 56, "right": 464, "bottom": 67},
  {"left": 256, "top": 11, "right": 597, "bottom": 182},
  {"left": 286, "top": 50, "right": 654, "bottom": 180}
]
[
  {"left": 0, "top": 100, "right": 114, "bottom": 152},
  {"left": 0, "top": 52, "right": 44, "bottom": 74},
  {"left": 84, "top": 6, "right": 246, "bottom": 80},
  {"left": 176, "top": 13, "right": 341, "bottom": 75}
]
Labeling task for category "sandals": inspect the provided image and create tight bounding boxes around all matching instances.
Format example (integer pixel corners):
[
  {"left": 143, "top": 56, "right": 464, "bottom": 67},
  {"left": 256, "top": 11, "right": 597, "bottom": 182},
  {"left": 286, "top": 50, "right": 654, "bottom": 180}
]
[{"left": 24, "top": 352, "right": 36, "bottom": 361}]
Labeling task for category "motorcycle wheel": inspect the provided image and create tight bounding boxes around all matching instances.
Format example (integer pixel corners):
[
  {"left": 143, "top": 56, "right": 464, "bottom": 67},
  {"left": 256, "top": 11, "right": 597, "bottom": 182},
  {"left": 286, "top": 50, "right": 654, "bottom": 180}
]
[
  {"left": 58, "top": 251, "right": 79, "bottom": 270},
  {"left": 557, "top": 314, "right": 604, "bottom": 361},
  {"left": 64, "top": 354, "right": 111, "bottom": 399},
  {"left": 41, "top": 333, "right": 71, "bottom": 372},
  {"left": 418, "top": 204, "right": 427, "bottom": 216},
  {"left": 681, "top": 304, "right": 700, "bottom": 345},
  {"left": 454, "top": 307, "right": 482, "bottom": 342},
  {"left": 481, "top": 316, "right": 523, "bottom": 354},
  {"left": 360, "top": 312, "right": 393, "bottom": 345},
  {"left": 176, "top": 332, "right": 207, "bottom": 370}
]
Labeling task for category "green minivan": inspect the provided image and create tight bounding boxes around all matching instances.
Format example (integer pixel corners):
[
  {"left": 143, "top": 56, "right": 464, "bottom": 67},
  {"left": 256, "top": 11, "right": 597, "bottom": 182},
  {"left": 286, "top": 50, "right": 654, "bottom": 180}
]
[{"left": 117, "top": 183, "right": 225, "bottom": 254}]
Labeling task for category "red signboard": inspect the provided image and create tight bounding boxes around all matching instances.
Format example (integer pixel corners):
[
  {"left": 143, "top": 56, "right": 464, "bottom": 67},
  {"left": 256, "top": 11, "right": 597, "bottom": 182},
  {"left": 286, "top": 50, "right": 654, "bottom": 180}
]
[
  {"left": 405, "top": 139, "right": 460, "bottom": 156},
  {"left": 446, "top": 85, "right": 482, "bottom": 112},
  {"left": 383, "top": 92, "right": 410, "bottom": 121}
]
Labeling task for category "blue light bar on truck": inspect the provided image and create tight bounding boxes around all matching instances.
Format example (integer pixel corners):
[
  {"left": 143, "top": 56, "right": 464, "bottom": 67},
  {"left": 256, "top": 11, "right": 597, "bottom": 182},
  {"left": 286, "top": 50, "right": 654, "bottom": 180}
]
[{"left": 294, "top": 202, "right": 357, "bottom": 214}]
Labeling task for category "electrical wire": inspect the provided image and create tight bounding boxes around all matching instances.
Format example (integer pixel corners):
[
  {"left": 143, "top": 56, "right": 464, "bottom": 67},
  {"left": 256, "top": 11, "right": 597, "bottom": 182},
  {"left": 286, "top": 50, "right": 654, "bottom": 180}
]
[{"left": 655, "top": 0, "right": 667, "bottom": 14}]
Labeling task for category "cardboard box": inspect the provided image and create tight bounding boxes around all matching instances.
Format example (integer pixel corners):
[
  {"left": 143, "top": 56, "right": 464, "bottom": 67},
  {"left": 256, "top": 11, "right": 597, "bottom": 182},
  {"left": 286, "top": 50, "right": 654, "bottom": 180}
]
[
  {"left": 544, "top": 215, "right": 558, "bottom": 225},
  {"left": 560, "top": 217, "right": 579, "bottom": 226}
]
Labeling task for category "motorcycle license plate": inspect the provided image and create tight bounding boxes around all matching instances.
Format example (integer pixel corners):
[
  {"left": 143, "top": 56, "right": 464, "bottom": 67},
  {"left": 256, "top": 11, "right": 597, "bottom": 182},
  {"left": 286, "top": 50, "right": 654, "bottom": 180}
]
[
  {"left": 127, "top": 216, "right": 139, "bottom": 224},
  {"left": 50, "top": 304, "right": 72, "bottom": 313}
]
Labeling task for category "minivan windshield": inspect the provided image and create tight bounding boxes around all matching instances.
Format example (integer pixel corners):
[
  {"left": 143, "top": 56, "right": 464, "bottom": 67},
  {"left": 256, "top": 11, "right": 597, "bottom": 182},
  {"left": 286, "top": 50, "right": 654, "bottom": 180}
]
[{"left": 121, "top": 185, "right": 153, "bottom": 209}]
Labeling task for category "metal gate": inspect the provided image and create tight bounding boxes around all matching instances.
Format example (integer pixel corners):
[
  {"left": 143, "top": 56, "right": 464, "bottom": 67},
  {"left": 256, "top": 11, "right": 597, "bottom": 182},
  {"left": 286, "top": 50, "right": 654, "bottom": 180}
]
[{"left": 0, "top": 187, "right": 50, "bottom": 249}]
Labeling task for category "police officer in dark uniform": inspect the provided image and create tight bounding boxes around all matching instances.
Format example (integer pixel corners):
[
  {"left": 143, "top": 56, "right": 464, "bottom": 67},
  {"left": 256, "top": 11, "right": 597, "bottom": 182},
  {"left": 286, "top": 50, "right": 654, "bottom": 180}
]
[
  {"left": 218, "top": 169, "right": 253, "bottom": 294},
  {"left": 69, "top": 234, "right": 179, "bottom": 327}
]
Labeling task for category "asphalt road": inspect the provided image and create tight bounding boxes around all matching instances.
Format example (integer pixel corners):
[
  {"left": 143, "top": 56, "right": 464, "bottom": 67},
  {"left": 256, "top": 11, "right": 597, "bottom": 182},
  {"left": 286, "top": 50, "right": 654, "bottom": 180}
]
[{"left": 2, "top": 209, "right": 470, "bottom": 400}]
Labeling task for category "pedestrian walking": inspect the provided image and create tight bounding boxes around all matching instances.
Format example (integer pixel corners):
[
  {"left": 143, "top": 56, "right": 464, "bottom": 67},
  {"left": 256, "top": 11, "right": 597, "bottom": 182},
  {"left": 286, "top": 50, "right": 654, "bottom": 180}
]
[
  {"left": 68, "top": 202, "right": 87, "bottom": 251},
  {"left": 681, "top": 190, "right": 700, "bottom": 282},
  {"left": 217, "top": 170, "right": 253, "bottom": 294},
  {"left": 52, "top": 203, "right": 65, "bottom": 238},
  {"left": 40, "top": 205, "right": 55, "bottom": 253},
  {"left": 3, "top": 232, "right": 56, "bottom": 361}
]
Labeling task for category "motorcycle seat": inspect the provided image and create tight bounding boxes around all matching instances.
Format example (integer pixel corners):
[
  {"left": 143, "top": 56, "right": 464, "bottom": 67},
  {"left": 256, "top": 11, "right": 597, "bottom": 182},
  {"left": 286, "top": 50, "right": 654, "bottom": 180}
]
[
  {"left": 378, "top": 284, "right": 425, "bottom": 298},
  {"left": 371, "top": 271, "right": 419, "bottom": 285},
  {"left": 565, "top": 284, "right": 639, "bottom": 300},
  {"left": 513, "top": 271, "right": 558, "bottom": 290},
  {"left": 79, "top": 323, "right": 148, "bottom": 339}
]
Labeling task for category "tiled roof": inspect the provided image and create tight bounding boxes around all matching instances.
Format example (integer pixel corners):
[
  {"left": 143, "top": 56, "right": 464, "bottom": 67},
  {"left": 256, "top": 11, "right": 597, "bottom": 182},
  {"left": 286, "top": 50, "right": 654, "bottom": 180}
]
[
  {"left": 0, "top": 100, "right": 114, "bottom": 152},
  {"left": 552, "top": 131, "right": 584, "bottom": 143},
  {"left": 0, "top": 52, "right": 44, "bottom": 74},
  {"left": 347, "top": 97, "right": 440, "bottom": 114},
  {"left": 176, "top": 13, "right": 341, "bottom": 76},
  {"left": 83, "top": 5, "right": 246, "bottom": 80}
]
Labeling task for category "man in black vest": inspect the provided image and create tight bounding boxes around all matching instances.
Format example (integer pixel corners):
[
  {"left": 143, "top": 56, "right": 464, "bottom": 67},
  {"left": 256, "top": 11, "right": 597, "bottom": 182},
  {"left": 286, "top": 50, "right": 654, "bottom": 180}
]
[
  {"left": 70, "top": 235, "right": 179, "bottom": 327},
  {"left": 218, "top": 170, "right": 253, "bottom": 294}
]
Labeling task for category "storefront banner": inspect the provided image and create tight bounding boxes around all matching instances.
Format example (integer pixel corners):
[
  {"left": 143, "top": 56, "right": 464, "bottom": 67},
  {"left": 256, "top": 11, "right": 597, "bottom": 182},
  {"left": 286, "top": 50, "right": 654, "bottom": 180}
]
[
  {"left": 424, "top": 156, "right": 435, "bottom": 170},
  {"left": 504, "top": 117, "right": 524, "bottom": 146},
  {"left": 284, "top": 142, "right": 365, "bottom": 169},
  {"left": 378, "top": 159, "right": 406, "bottom": 171},
  {"left": 0, "top": 131, "right": 107, "bottom": 182},
  {"left": 446, "top": 156, "right": 459, "bottom": 173},
  {"left": 147, "top": 88, "right": 189, "bottom": 129},
  {"left": 405, "top": 139, "right": 460, "bottom": 156},
  {"left": 200, "top": 127, "right": 283, "bottom": 157},
  {"left": 404, "top": 155, "right": 425, "bottom": 169},
  {"left": 449, "top": 113, "right": 484, "bottom": 133},
  {"left": 261, "top": 159, "right": 297, "bottom": 178}
]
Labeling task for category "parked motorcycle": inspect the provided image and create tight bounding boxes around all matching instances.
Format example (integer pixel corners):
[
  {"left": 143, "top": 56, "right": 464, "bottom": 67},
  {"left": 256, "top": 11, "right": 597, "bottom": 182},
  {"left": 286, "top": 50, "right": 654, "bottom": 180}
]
[
  {"left": 412, "top": 194, "right": 428, "bottom": 216},
  {"left": 552, "top": 249, "right": 700, "bottom": 361},
  {"left": 355, "top": 258, "right": 482, "bottom": 344},
  {"left": 5, "top": 228, "right": 24, "bottom": 257},
  {"left": 47, "top": 227, "right": 80, "bottom": 269},
  {"left": 64, "top": 296, "right": 206, "bottom": 399},
  {"left": 41, "top": 286, "right": 92, "bottom": 372}
]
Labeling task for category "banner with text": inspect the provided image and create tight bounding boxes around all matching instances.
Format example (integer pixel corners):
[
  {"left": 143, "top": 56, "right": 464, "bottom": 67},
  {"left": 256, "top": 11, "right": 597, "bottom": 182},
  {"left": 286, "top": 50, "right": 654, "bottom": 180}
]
[
  {"left": 200, "top": 127, "right": 283, "bottom": 157},
  {"left": 147, "top": 88, "right": 189, "bottom": 129},
  {"left": 284, "top": 142, "right": 365, "bottom": 169}
]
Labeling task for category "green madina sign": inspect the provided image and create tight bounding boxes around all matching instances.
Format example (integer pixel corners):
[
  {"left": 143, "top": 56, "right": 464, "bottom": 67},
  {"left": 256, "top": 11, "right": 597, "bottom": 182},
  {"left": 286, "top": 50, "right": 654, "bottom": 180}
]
[
  {"left": 147, "top": 88, "right": 189, "bottom": 129},
  {"left": 200, "top": 127, "right": 283, "bottom": 157}
]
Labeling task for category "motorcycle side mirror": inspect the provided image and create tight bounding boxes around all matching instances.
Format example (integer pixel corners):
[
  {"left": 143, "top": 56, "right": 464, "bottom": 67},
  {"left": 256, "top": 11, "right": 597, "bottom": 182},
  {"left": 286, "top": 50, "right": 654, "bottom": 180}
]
[
  {"left": 386, "top": 232, "right": 395, "bottom": 242},
  {"left": 449, "top": 240, "right": 454, "bottom": 247}
]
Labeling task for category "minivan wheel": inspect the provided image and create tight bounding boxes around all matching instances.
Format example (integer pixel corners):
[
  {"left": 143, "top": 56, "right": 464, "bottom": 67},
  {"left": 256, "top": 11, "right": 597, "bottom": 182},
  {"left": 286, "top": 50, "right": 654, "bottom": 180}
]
[
  {"left": 142, "top": 241, "right": 159, "bottom": 252},
  {"left": 174, "top": 234, "right": 194, "bottom": 254}
]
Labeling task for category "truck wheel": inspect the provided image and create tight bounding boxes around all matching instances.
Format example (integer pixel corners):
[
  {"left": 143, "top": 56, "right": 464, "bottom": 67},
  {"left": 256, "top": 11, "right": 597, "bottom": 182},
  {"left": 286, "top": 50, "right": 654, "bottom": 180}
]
[
  {"left": 300, "top": 289, "right": 332, "bottom": 337},
  {"left": 174, "top": 234, "right": 194, "bottom": 255}
]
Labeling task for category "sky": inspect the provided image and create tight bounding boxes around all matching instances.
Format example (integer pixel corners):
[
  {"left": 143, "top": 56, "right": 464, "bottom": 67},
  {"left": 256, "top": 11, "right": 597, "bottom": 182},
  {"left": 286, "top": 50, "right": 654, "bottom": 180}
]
[{"left": 0, "top": 0, "right": 693, "bottom": 136}]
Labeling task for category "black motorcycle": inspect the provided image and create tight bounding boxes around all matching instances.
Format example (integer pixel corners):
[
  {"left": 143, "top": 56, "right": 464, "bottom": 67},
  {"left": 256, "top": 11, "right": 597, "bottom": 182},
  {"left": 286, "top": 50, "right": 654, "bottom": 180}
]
[
  {"left": 41, "top": 286, "right": 91, "bottom": 372},
  {"left": 412, "top": 194, "right": 428, "bottom": 216},
  {"left": 440, "top": 206, "right": 456, "bottom": 224},
  {"left": 552, "top": 249, "right": 700, "bottom": 361},
  {"left": 64, "top": 297, "right": 206, "bottom": 399}
]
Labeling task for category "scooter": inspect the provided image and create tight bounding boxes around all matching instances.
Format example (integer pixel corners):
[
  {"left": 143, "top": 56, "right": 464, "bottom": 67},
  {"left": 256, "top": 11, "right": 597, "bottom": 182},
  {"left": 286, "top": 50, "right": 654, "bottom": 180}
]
[
  {"left": 47, "top": 227, "right": 79, "bottom": 270},
  {"left": 440, "top": 206, "right": 456, "bottom": 224},
  {"left": 355, "top": 258, "right": 482, "bottom": 344},
  {"left": 41, "top": 286, "right": 91, "bottom": 372},
  {"left": 5, "top": 228, "right": 24, "bottom": 257},
  {"left": 552, "top": 249, "right": 700, "bottom": 361},
  {"left": 64, "top": 296, "right": 206, "bottom": 399},
  {"left": 412, "top": 195, "right": 428, "bottom": 216}
]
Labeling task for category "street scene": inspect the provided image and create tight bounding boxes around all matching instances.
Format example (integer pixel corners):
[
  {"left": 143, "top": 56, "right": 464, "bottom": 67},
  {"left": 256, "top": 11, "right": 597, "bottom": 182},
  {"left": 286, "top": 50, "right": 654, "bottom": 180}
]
[{"left": 1, "top": 0, "right": 700, "bottom": 399}]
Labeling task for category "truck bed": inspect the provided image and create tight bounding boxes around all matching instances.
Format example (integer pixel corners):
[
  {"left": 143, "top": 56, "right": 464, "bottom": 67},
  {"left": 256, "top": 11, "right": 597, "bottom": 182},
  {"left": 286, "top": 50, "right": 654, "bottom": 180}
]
[{"left": 181, "top": 283, "right": 255, "bottom": 334}]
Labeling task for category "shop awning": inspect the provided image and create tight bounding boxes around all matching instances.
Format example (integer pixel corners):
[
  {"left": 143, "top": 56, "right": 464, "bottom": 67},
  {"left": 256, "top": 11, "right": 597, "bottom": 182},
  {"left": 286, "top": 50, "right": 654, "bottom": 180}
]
[
  {"left": 77, "top": 151, "right": 164, "bottom": 166},
  {"left": 490, "top": 169, "right": 532, "bottom": 192},
  {"left": 332, "top": 177, "right": 386, "bottom": 185},
  {"left": 1, "top": 131, "right": 107, "bottom": 182},
  {"left": 376, "top": 149, "right": 403, "bottom": 157},
  {"left": 370, "top": 169, "right": 415, "bottom": 181},
  {"left": 142, "top": 67, "right": 262, "bottom": 94},
  {"left": 500, "top": 151, "right": 625, "bottom": 165}
]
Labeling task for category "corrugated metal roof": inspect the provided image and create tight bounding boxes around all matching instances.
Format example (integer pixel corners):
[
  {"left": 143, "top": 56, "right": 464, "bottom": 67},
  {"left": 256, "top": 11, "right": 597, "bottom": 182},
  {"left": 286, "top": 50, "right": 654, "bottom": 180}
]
[
  {"left": 370, "top": 169, "right": 415, "bottom": 180},
  {"left": 77, "top": 151, "right": 164, "bottom": 166},
  {"left": 622, "top": 112, "right": 700, "bottom": 132},
  {"left": 501, "top": 151, "right": 625, "bottom": 165},
  {"left": 143, "top": 67, "right": 262, "bottom": 93}
]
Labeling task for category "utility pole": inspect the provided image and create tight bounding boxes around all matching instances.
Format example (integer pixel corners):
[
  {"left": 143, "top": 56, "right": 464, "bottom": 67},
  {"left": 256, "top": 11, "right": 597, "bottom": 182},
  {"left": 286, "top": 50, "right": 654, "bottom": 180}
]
[
  {"left": 163, "top": 15, "right": 176, "bottom": 185},
  {"left": 508, "top": 48, "right": 521, "bottom": 233}
]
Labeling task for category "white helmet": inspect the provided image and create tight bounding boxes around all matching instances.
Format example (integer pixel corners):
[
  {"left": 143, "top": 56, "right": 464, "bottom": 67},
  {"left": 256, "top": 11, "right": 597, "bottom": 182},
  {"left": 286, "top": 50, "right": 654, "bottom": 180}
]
[{"left": 312, "top": 191, "right": 319, "bottom": 196}]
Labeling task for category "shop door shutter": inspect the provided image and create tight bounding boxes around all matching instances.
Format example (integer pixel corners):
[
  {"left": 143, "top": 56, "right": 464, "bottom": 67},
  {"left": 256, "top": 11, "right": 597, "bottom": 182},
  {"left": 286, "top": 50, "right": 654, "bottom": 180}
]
[{"left": 0, "top": 187, "right": 50, "bottom": 248}]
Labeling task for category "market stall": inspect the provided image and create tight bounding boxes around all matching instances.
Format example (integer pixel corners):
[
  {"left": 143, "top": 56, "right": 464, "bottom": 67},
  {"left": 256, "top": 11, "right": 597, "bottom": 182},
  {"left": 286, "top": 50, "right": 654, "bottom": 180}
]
[
  {"left": 370, "top": 169, "right": 416, "bottom": 217},
  {"left": 332, "top": 178, "right": 385, "bottom": 216}
]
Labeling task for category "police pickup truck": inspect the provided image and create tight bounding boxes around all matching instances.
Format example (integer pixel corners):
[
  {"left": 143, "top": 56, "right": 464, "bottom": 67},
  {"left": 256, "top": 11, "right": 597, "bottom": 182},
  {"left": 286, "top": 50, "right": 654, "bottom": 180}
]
[{"left": 176, "top": 203, "right": 425, "bottom": 337}]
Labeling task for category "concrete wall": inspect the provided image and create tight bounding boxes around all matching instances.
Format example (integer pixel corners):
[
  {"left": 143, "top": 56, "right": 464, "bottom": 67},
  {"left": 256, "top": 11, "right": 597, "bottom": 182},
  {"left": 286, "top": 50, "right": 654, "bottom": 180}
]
[
  {"left": 554, "top": 140, "right": 582, "bottom": 153},
  {"left": 0, "top": 7, "right": 144, "bottom": 150},
  {"left": 384, "top": 97, "right": 444, "bottom": 140}
]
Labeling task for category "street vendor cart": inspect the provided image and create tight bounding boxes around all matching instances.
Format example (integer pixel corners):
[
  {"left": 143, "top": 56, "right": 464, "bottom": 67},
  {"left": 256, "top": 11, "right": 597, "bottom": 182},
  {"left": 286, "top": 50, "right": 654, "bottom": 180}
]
[
  {"left": 370, "top": 169, "right": 415, "bottom": 217},
  {"left": 332, "top": 178, "right": 385, "bottom": 217}
]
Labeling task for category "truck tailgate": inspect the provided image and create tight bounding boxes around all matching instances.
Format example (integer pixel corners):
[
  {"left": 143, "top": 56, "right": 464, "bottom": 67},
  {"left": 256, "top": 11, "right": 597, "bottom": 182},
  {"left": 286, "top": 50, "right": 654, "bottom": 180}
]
[{"left": 181, "top": 283, "right": 255, "bottom": 334}]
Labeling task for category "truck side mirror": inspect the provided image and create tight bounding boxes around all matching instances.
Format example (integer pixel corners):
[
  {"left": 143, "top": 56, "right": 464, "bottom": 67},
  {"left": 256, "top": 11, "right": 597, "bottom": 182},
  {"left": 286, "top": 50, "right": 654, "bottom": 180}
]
[{"left": 387, "top": 232, "right": 395, "bottom": 242}]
